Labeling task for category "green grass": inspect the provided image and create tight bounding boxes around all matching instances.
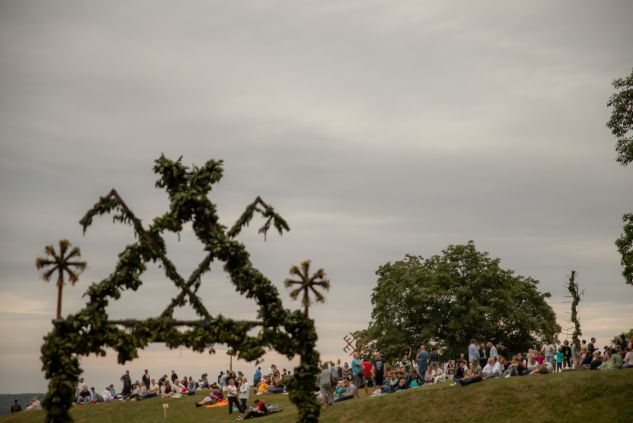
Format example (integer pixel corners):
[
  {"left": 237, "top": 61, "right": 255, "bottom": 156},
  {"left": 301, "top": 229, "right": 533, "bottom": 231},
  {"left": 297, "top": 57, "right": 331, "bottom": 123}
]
[{"left": 3, "top": 371, "right": 633, "bottom": 422}]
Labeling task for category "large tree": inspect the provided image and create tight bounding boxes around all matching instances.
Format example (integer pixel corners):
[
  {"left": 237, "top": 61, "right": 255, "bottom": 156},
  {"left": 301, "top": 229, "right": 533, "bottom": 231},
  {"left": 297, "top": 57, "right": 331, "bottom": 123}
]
[
  {"left": 607, "top": 68, "right": 633, "bottom": 286},
  {"left": 359, "top": 242, "right": 560, "bottom": 362}
]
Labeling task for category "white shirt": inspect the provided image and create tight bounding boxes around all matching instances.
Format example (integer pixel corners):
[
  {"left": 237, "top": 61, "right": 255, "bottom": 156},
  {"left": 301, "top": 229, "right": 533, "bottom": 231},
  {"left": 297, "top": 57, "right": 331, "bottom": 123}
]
[
  {"left": 493, "top": 362, "right": 502, "bottom": 373},
  {"left": 239, "top": 382, "right": 250, "bottom": 399},
  {"left": 101, "top": 389, "right": 113, "bottom": 401},
  {"left": 482, "top": 364, "right": 495, "bottom": 376},
  {"left": 227, "top": 384, "right": 238, "bottom": 397}
]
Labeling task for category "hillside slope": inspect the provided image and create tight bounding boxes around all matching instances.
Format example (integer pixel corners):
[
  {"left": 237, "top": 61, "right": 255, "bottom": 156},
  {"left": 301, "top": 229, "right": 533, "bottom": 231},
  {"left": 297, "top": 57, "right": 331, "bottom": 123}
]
[{"left": 2, "top": 371, "right": 632, "bottom": 423}]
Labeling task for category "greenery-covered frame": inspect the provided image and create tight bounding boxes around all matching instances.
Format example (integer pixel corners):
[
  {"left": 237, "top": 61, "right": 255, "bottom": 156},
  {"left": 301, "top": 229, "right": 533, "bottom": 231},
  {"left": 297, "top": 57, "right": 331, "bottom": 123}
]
[{"left": 40, "top": 155, "right": 320, "bottom": 422}]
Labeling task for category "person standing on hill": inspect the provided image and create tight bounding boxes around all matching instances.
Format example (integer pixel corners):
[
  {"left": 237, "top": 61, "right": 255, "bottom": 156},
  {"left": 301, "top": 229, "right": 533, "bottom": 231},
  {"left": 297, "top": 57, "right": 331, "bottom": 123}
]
[
  {"left": 142, "top": 369, "right": 150, "bottom": 390},
  {"left": 562, "top": 340, "right": 572, "bottom": 369},
  {"left": 170, "top": 370, "right": 179, "bottom": 385},
  {"left": 120, "top": 370, "right": 132, "bottom": 396},
  {"left": 253, "top": 367, "right": 262, "bottom": 386},
  {"left": 226, "top": 378, "right": 239, "bottom": 415},
  {"left": 468, "top": 339, "right": 480, "bottom": 364},
  {"left": 372, "top": 351, "right": 385, "bottom": 391},
  {"left": 588, "top": 337, "right": 596, "bottom": 355},
  {"left": 541, "top": 340, "right": 555, "bottom": 368},
  {"left": 488, "top": 342, "right": 499, "bottom": 362},
  {"left": 351, "top": 351, "right": 366, "bottom": 398},
  {"left": 416, "top": 345, "right": 429, "bottom": 384}
]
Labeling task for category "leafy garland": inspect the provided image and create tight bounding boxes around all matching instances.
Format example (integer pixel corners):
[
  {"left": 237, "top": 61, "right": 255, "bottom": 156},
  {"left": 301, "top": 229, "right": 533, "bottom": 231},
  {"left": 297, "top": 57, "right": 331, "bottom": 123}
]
[
  {"left": 566, "top": 270, "right": 582, "bottom": 343},
  {"left": 40, "top": 155, "right": 321, "bottom": 422}
]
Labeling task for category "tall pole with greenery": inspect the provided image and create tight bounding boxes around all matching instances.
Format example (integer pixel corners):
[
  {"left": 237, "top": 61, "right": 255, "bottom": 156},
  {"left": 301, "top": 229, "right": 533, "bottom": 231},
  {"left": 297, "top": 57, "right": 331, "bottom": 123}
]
[
  {"left": 284, "top": 260, "right": 330, "bottom": 318},
  {"left": 35, "top": 240, "right": 87, "bottom": 319},
  {"left": 607, "top": 68, "right": 633, "bottom": 286},
  {"left": 567, "top": 270, "right": 582, "bottom": 343}
]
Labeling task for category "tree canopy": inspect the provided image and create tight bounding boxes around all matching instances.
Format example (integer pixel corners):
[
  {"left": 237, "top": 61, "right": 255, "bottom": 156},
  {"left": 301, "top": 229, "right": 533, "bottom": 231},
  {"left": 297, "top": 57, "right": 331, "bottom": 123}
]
[
  {"left": 607, "top": 68, "right": 633, "bottom": 286},
  {"left": 607, "top": 67, "right": 633, "bottom": 166},
  {"left": 359, "top": 242, "right": 560, "bottom": 362}
]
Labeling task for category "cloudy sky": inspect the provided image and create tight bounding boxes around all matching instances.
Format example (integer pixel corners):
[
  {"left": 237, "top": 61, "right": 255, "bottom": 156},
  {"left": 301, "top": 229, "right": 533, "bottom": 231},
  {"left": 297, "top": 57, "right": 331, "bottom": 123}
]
[{"left": 1, "top": 0, "right": 632, "bottom": 394}]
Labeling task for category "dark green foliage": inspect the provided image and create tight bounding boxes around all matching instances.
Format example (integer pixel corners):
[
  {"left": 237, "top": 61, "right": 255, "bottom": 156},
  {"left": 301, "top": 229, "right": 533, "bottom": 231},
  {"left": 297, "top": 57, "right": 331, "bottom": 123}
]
[
  {"left": 40, "top": 155, "right": 321, "bottom": 423},
  {"left": 567, "top": 270, "right": 582, "bottom": 342},
  {"left": 607, "top": 68, "right": 633, "bottom": 166},
  {"left": 616, "top": 213, "right": 633, "bottom": 286},
  {"left": 360, "top": 242, "right": 560, "bottom": 362},
  {"left": 607, "top": 69, "right": 633, "bottom": 287}
]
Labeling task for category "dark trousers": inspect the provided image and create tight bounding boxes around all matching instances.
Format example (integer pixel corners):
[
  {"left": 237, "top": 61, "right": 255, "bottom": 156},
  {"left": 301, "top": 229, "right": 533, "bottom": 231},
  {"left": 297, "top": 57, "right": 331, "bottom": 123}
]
[
  {"left": 240, "top": 398, "right": 248, "bottom": 413},
  {"left": 228, "top": 396, "right": 239, "bottom": 414}
]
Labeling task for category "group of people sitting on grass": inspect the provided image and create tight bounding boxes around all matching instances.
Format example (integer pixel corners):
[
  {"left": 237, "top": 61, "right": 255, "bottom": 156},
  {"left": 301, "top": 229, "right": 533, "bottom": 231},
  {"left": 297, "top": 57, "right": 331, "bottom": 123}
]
[
  {"left": 72, "top": 365, "right": 287, "bottom": 419},
  {"left": 64, "top": 333, "right": 632, "bottom": 415},
  {"left": 316, "top": 334, "right": 633, "bottom": 405}
]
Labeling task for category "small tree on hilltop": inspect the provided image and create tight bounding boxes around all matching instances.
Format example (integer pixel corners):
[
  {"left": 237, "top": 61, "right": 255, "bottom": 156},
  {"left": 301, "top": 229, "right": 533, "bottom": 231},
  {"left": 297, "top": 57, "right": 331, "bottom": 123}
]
[
  {"left": 35, "top": 240, "right": 87, "bottom": 319},
  {"left": 284, "top": 260, "right": 330, "bottom": 318}
]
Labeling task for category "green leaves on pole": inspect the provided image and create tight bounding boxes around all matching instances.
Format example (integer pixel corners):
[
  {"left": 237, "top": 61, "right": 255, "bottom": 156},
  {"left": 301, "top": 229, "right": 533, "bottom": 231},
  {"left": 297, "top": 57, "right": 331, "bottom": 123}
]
[
  {"left": 40, "top": 155, "right": 321, "bottom": 423},
  {"left": 566, "top": 270, "right": 582, "bottom": 342}
]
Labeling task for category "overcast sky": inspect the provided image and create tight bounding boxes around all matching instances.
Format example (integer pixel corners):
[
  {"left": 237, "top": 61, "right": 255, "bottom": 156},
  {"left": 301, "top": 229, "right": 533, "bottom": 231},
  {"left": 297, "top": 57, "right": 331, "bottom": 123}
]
[{"left": 1, "top": 0, "right": 632, "bottom": 394}]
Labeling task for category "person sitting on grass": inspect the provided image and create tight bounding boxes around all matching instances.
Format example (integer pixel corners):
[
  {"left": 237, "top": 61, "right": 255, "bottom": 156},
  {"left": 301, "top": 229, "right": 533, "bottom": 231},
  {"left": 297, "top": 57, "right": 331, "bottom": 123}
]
[
  {"left": 580, "top": 347, "right": 592, "bottom": 369},
  {"left": 101, "top": 386, "right": 113, "bottom": 402},
  {"left": 623, "top": 347, "right": 633, "bottom": 368},
  {"left": 77, "top": 385, "right": 93, "bottom": 404},
  {"left": 195, "top": 393, "right": 217, "bottom": 407},
  {"left": 529, "top": 361, "right": 552, "bottom": 375},
  {"left": 502, "top": 356, "right": 519, "bottom": 377},
  {"left": 590, "top": 351, "right": 603, "bottom": 370},
  {"left": 160, "top": 380, "right": 174, "bottom": 398},
  {"left": 525, "top": 353, "right": 540, "bottom": 375},
  {"left": 459, "top": 359, "right": 482, "bottom": 386},
  {"left": 141, "top": 379, "right": 159, "bottom": 400},
  {"left": 432, "top": 364, "right": 445, "bottom": 384},
  {"left": 598, "top": 350, "right": 619, "bottom": 370},
  {"left": 335, "top": 379, "right": 356, "bottom": 402},
  {"left": 239, "top": 399, "right": 268, "bottom": 420},
  {"left": 482, "top": 357, "right": 499, "bottom": 380},
  {"left": 90, "top": 387, "right": 104, "bottom": 403},
  {"left": 453, "top": 361, "right": 466, "bottom": 384},
  {"left": 256, "top": 377, "right": 269, "bottom": 395}
]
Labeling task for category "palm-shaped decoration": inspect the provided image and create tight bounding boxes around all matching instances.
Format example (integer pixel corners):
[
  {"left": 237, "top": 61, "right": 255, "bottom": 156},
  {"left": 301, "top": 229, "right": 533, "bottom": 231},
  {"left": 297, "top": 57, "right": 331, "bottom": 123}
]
[
  {"left": 35, "top": 240, "right": 87, "bottom": 319},
  {"left": 284, "top": 260, "right": 330, "bottom": 318}
]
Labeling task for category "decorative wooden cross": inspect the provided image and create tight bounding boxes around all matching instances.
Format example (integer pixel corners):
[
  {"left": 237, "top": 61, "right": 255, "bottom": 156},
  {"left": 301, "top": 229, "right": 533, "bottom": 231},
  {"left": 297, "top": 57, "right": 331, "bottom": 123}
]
[{"left": 343, "top": 332, "right": 358, "bottom": 355}]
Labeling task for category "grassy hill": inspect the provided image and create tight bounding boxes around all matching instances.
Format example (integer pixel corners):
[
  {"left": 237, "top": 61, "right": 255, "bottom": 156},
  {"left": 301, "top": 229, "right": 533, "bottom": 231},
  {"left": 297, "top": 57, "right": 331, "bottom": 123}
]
[{"left": 2, "top": 371, "right": 632, "bottom": 423}]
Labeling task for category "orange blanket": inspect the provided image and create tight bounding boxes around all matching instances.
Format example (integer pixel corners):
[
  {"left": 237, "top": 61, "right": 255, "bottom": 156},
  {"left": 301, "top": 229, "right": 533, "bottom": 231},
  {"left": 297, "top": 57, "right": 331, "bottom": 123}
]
[{"left": 205, "top": 400, "right": 228, "bottom": 408}]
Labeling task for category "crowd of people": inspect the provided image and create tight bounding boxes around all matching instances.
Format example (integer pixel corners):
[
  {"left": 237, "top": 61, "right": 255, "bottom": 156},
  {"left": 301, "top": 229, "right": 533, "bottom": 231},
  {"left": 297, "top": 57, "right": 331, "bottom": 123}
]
[
  {"left": 9, "top": 334, "right": 632, "bottom": 416},
  {"left": 316, "top": 334, "right": 633, "bottom": 406}
]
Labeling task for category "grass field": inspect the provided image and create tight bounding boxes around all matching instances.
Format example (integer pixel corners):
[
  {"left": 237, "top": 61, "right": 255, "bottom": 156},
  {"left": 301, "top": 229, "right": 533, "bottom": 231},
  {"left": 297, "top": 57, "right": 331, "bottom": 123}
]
[{"left": 3, "top": 371, "right": 632, "bottom": 423}]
